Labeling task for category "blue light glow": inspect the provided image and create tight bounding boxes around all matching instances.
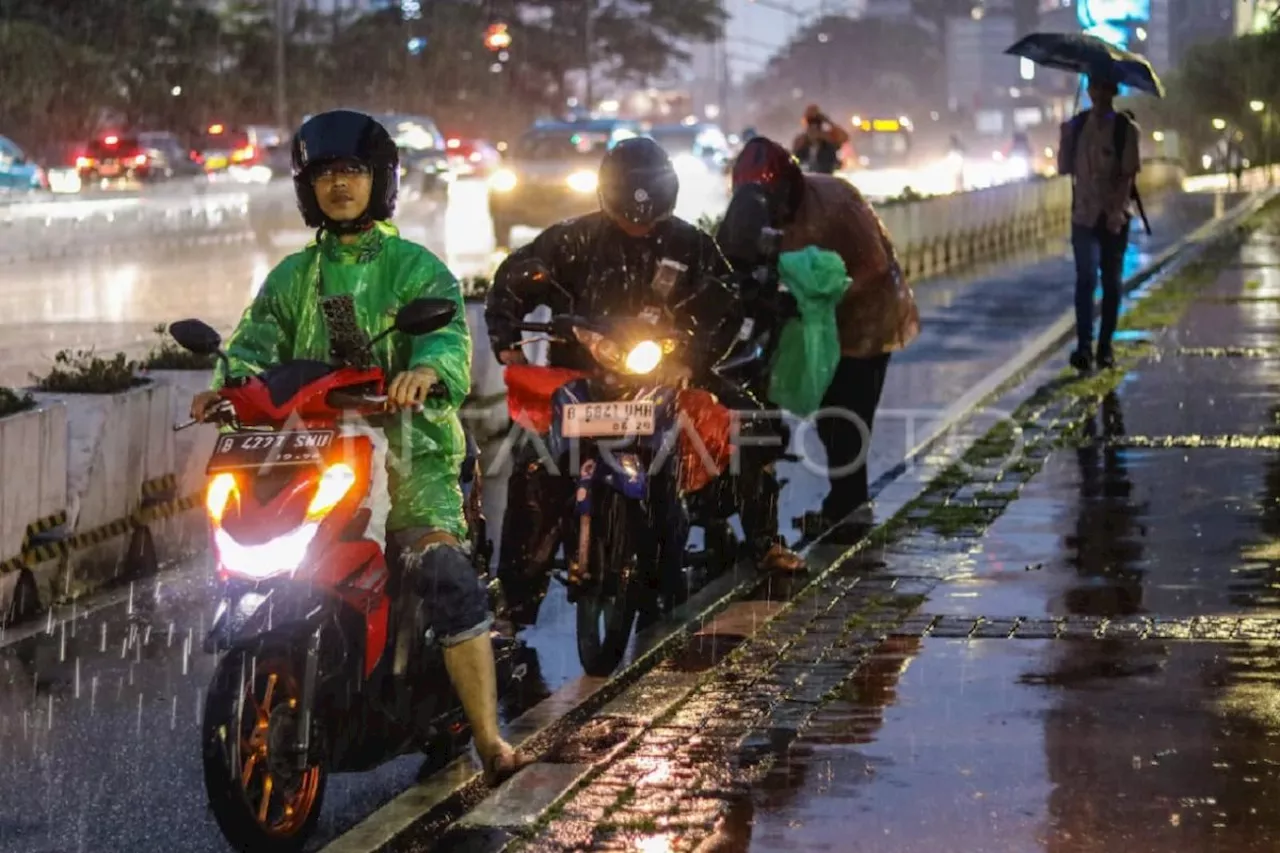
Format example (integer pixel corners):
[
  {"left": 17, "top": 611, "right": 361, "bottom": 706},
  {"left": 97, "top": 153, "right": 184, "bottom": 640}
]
[{"left": 1077, "top": 0, "right": 1151, "bottom": 50}]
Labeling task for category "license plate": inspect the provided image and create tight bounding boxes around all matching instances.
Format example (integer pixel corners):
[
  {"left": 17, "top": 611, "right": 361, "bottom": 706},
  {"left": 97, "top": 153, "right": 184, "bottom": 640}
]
[
  {"left": 207, "top": 156, "right": 228, "bottom": 170},
  {"left": 98, "top": 163, "right": 121, "bottom": 176},
  {"left": 207, "top": 430, "right": 335, "bottom": 472},
  {"left": 561, "top": 402, "right": 655, "bottom": 438}
]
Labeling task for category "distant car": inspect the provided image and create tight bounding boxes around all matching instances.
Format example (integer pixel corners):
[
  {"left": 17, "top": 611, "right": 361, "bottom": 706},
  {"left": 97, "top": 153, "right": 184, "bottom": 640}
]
[
  {"left": 78, "top": 133, "right": 179, "bottom": 183},
  {"left": 0, "top": 135, "right": 48, "bottom": 192},
  {"left": 33, "top": 141, "right": 87, "bottom": 193},
  {"left": 138, "top": 131, "right": 203, "bottom": 177},
  {"left": 372, "top": 113, "right": 453, "bottom": 201},
  {"left": 648, "top": 123, "right": 732, "bottom": 179},
  {"left": 195, "top": 124, "right": 260, "bottom": 173},
  {"left": 444, "top": 137, "right": 502, "bottom": 178},
  {"left": 488, "top": 119, "right": 642, "bottom": 247}
]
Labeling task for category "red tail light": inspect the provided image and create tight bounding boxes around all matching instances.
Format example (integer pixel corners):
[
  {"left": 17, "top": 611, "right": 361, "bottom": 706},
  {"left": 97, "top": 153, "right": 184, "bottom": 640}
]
[{"left": 231, "top": 145, "right": 255, "bottom": 163}]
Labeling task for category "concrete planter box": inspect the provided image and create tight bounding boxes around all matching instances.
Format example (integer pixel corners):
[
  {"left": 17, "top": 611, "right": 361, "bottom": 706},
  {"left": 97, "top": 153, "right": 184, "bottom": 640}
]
[
  {"left": 146, "top": 369, "right": 219, "bottom": 561},
  {"left": 0, "top": 402, "right": 68, "bottom": 621},
  {"left": 31, "top": 380, "right": 176, "bottom": 602}
]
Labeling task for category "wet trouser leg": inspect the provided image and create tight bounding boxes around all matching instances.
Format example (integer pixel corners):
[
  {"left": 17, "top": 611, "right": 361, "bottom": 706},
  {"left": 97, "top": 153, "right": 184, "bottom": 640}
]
[
  {"left": 494, "top": 444, "right": 572, "bottom": 627},
  {"left": 710, "top": 376, "right": 788, "bottom": 559},
  {"left": 1072, "top": 222, "right": 1100, "bottom": 355},
  {"left": 386, "top": 528, "right": 493, "bottom": 646},
  {"left": 735, "top": 416, "right": 788, "bottom": 559},
  {"left": 1096, "top": 221, "right": 1129, "bottom": 358},
  {"left": 1074, "top": 218, "right": 1129, "bottom": 357},
  {"left": 817, "top": 353, "right": 891, "bottom": 521}
]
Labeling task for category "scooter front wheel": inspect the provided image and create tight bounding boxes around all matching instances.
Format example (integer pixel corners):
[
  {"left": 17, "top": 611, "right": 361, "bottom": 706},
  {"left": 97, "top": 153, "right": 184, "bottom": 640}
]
[
  {"left": 575, "top": 490, "right": 641, "bottom": 677},
  {"left": 201, "top": 645, "right": 327, "bottom": 852}
]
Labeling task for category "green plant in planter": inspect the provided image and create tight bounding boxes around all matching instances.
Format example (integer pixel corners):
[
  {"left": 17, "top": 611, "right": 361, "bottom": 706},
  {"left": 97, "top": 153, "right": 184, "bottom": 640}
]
[
  {"left": 142, "top": 324, "right": 217, "bottom": 370},
  {"left": 32, "top": 349, "right": 145, "bottom": 394},
  {"left": 0, "top": 387, "right": 35, "bottom": 418}
]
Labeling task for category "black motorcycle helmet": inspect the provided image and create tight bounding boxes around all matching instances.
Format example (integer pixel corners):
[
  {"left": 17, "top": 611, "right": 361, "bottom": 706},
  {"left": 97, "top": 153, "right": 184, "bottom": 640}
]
[
  {"left": 597, "top": 136, "right": 679, "bottom": 230},
  {"left": 291, "top": 110, "right": 399, "bottom": 233}
]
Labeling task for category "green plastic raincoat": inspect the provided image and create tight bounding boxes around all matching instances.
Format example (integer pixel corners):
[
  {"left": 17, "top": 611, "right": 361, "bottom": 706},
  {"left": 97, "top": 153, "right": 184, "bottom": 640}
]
[
  {"left": 767, "top": 246, "right": 851, "bottom": 417},
  {"left": 211, "top": 221, "right": 471, "bottom": 538}
]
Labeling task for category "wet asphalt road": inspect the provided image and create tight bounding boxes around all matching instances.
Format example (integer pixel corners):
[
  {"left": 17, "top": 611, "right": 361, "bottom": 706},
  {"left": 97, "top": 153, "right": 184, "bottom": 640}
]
[{"left": 0, "top": 186, "right": 1254, "bottom": 852}]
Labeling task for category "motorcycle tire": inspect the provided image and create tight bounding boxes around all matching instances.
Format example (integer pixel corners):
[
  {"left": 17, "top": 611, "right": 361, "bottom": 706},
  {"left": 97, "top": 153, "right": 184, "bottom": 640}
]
[
  {"left": 575, "top": 489, "right": 641, "bottom": 677},
  {"left": 202, "top": 644, "right": 327, "bottom": 853}
]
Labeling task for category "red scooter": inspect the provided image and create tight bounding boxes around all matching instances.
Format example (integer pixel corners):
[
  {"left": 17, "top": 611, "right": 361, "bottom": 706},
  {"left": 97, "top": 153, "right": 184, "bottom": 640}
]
[{"left": 168, "top": 298, "right": 511, "bottom": 852}]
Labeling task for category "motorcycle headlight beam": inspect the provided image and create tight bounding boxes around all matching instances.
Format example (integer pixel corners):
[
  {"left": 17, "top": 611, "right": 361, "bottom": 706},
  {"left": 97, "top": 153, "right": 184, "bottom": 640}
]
[
  {"left": 214, "top": 523, "right": 319, "bottom": 580},
  {"left": 624, "top": 340, "right": 663, "bottom": 374}
]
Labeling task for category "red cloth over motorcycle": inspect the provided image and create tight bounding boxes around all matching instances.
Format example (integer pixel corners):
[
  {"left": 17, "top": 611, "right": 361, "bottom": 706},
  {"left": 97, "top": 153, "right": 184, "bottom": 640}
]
[
  {"left": 504, "top": 364, "right": 588, "bottom": 433},
  {"left": 676, "top": 388, "right": 733, "bottom": 494}
]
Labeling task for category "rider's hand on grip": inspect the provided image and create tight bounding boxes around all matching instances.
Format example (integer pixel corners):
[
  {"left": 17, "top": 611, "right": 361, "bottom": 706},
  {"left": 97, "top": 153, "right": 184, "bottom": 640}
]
[
  {"left": 190, "top": 390, "right": 223, "bottom": 423},
  {"left": 388, "top": 366, "right": 441, "bottom": 411}
]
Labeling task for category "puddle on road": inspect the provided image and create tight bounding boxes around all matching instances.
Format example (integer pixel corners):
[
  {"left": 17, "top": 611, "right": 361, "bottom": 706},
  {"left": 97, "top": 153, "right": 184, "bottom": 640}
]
[
  {"left": 727, "top": 637, "right": 1280, "bottom": 853},
  {"left": 1114, "top": 355, "right": 1280, "bottom": 438},
  {"left": 920, "top": 433, "right": 1280, "bottom": 621}
]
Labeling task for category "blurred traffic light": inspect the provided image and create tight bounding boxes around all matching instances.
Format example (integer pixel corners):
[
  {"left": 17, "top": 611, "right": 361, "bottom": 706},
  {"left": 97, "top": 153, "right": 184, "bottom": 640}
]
[{"left": 484, "top": 22, "right": 512, "bottom": 51}]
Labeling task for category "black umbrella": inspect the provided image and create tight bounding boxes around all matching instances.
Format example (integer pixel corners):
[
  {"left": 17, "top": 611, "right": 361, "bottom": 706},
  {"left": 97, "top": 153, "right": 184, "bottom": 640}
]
[{"left": 1006, "top": 32, "right": 1165, "bottom": 98}]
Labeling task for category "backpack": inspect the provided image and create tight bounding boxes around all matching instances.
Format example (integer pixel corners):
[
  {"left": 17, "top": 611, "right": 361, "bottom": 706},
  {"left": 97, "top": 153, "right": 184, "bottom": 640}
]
[{"left": 1065, "top": 109, "right": 1151, "bottom": 235}]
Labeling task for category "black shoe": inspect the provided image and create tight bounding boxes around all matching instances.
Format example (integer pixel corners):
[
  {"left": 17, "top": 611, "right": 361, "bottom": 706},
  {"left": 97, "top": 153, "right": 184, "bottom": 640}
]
[
  {"left": 1069, "top": 349, "right": 1092, "bottom": 373},
  {"left": 1095, "top": 349, "right": 1115, "bottom": 369}
]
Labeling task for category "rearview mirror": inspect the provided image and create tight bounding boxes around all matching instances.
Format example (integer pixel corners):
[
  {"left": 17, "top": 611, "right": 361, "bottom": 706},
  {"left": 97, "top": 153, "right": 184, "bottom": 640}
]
[
  {"left": 394, "top": 298, "right": 456, "bottom": 336},
  {"left": 504, "top": 257, "right": 553, "bottom": 284},
  {"left": 168, "top": 319, "right": 222, "bottom": 355}
]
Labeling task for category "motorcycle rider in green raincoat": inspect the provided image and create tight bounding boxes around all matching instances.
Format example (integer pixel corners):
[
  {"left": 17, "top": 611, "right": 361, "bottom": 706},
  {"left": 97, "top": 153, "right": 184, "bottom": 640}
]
[{"left": 189, "top": 110, "right": 532, "bottom": 785}]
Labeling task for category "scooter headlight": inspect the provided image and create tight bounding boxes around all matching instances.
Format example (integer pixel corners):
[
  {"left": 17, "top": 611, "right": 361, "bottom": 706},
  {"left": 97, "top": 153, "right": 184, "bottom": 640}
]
[
  {"left": 215, "top": 524, "right": 319, "bottom": 580},
  {"left": 206, "top": 472, "right": 238, "bottom": 524},
  {"left": 306, "top": 463, "right": 356, "bottom": 519}
]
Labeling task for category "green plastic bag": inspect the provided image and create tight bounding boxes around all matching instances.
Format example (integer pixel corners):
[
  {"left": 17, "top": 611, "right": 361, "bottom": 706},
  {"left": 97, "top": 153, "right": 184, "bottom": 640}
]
[{"left": 767, "top": 246, "right": 851, "bottom": 417}]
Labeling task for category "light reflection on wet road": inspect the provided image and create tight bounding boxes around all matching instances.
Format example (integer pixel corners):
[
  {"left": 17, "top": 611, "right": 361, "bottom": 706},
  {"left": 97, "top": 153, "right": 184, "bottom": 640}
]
[{"left": 0, "top": 187, "right": 1259, "bottom": 852}]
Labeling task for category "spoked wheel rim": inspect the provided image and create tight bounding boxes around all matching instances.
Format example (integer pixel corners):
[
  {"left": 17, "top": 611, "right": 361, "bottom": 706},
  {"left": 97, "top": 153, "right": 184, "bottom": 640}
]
[{"left": 230, "top": 662, "right": 322, "bottom": 838}]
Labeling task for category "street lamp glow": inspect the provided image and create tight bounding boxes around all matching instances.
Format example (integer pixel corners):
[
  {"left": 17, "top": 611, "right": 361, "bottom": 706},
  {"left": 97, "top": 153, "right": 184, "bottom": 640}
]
[
  {"left": 1213, "top": 118, "right": 1227, "bottom": 130},
  {"left": 171, "top": 86, "right": 182, "bottom": 97},
  {"left": 1152, "top": 130, "right": 1165, "bottom": 142},
  {"left": 1251, "top": 100, "right": 1266, "bottom": 113}
]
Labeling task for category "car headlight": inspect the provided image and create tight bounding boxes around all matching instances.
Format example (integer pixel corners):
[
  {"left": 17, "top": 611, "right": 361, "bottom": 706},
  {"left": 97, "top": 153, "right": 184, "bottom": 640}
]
[
  {"left": 490, "top": 169, "right": 517, "bottom": 192},
  {"left": 624, "top": 340, "right": 663, "bottom": 374},
  {"left": 566, "top": 170, "right": 597, "bottom": 193}
]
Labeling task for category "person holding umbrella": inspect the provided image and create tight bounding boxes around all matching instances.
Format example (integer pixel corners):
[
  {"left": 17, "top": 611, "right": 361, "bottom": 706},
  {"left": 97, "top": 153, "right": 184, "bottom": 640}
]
[
  {"left": 1006, "top": 32, "right": 1163, "bottom": 372},
  {"left": 1058, "top": 71, "right": 1141, "bottom": 371}
]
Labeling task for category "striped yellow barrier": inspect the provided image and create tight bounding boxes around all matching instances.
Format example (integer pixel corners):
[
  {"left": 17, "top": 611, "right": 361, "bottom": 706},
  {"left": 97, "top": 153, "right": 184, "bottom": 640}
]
[{"left": 0, "top": 474, "right": 199, "bottom": 575}]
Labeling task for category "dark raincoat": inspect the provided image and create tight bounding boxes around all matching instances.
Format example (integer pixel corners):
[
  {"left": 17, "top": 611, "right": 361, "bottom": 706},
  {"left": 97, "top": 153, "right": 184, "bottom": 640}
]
[
  {"left": 485, "top": 212, "right": 741, "bottom": 370},
  {"left": 211, "top": 221, "right": 471, "bottom": 538}
]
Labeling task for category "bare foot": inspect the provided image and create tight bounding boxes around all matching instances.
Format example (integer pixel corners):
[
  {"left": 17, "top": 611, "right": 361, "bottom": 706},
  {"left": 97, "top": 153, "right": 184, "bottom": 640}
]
[{"left": 481, "top": 743, "right": 535, "bottom": 786}]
